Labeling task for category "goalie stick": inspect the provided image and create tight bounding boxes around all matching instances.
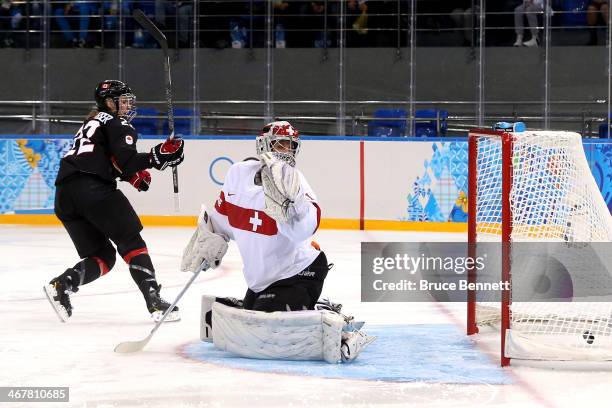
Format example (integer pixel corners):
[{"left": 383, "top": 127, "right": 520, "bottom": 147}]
[
  {"left": 133, "top": 9, "right": 180, "bottom": 212},
  {"left": 114, "top": 260, "right": 209, "bottom": 353}
]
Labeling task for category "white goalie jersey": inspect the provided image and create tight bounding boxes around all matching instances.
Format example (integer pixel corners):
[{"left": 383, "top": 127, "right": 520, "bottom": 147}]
[{"left": 210, "top": 160, "right": 321, "bottom": 292}]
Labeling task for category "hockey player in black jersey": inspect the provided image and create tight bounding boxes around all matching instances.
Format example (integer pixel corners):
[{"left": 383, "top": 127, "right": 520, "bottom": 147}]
[{"left": 44, "top": 79, "right": 184, "bottom": 322}]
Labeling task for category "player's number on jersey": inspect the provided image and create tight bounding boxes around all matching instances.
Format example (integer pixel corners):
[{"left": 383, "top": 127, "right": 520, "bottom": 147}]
[{"left": 65, "top": 121, "right": 100, "bottom": 157}]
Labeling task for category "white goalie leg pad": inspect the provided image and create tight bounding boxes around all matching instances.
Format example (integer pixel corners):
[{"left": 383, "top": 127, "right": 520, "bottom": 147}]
[
  {"left": 321, "top": 312, "right": 345, "bottom": 363},
  {"left": 211, "top": 302, "right": 348, "bottom": 363},
  {"left": 200, "top": 295, "right": 215, "bottom": 342}
]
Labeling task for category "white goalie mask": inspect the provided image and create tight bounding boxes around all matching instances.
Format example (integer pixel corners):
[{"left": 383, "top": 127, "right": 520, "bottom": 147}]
[{"left": 256, "top": 121, "right": 301, "bottom": 167}]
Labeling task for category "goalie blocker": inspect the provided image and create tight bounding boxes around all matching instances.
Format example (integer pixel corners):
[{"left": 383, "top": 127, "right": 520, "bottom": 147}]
[{"left": 201, "top": 296, "right": 375, "bottom": 363}]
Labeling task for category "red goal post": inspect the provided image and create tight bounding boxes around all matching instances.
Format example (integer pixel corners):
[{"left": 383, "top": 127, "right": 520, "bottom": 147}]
[
  {"left": 467, "top": 128, "right": 513, "bottom": 366},
  {"left": 466, "top": 128, "right": 612, "bottom": 367}
]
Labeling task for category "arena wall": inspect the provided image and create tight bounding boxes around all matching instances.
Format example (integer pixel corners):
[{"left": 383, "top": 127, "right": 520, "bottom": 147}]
[{"left": 1, "top": 135, "right": 611, "bottom": 232}]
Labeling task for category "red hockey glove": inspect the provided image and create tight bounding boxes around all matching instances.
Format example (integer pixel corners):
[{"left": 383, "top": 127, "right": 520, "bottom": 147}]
[
  {"left": 150, "top": 138, "right": 184, "bottom": 170},
  {"left": 128, "top": 170, "right": 151, "bottom": 192}
]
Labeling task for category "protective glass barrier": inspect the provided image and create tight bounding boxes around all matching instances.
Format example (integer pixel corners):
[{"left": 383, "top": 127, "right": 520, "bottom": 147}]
[
  {"left": 342, "top": 0, "right": 412, "bottom": 137},
  {"left": 549, "top": 2, "right": 611, "bottom": 137},
  {"left": 413, "top": 0, "right": 478, "bottom": 137},
  {"left": 196, "top": 0, "right": 265, "bottom": 135},
  {"left": 0, "top": 0, "right": 44, "bottom": 134},
  {"left": 0, "top": 0, "right": 611, "bottom": 137},
  {"left": 43, "top": 1, "right": 119, "bottom": 134},
  {"left": 480, "top": 3, "right": 543, "bottom": 131},
  {"left": 269, "top": 0, "right": 339, "bottom": 136}
]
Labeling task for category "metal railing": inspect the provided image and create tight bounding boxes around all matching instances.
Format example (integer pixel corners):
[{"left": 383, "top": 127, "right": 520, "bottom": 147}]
[
  {"left": 0, "top": 99, "right": 609, "bottom": 137},
  {"left": 0, "top": 1, "right": 611, "bottom": 50},
  {"left": 1, "top": 1, "right": 611, "bottom": 136}
]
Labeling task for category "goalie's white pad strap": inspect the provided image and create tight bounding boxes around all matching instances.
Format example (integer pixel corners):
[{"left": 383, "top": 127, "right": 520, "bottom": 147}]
[
  {"left": 211, "top": 302, "right": 345, "bottom": 363},
  {"left": 200, "top": 295, "right": 215, "bottom": 342}
]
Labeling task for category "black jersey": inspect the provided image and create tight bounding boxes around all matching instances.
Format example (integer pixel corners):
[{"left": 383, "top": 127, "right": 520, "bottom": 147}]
[{"left": 56, "top": 111, "right": 151, "bottom": 185}]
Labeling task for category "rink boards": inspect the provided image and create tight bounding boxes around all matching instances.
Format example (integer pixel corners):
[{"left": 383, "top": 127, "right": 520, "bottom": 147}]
[{"left": 1, "top": 135, "right": 611, "bottom": 232}]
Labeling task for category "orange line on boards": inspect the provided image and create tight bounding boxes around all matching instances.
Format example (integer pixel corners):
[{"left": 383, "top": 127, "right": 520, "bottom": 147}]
[{"left": 0, "top": 214, "right": 467, "bottom": 233}]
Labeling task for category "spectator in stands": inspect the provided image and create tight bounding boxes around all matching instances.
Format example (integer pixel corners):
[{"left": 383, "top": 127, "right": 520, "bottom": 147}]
[
  {"left": 198, "top": 1, "right": 226, "bottom": 48},
  {"left": 54, "top": 1, "right": 100, "bottom": 48},
  {"left": 587, "top": 0, "right": 609, "bottom": 45},
  {"left": 417, "top": 0, "right": 458, "bottom": 41},
  {"left": 366, "top": 0, "right": 400, "bottom": 47},
  {"left": 152, "top": 0, "right": 192, "bottom": 47},
  {"left": 103, "top": 1, "right": 133, "bottom": 47},
  {"left": 451, "top": 0, "right": 478, "bottom": 47},
  {"left": 53, "top": 2, "right": 75, "bottom": 46},
  {"left": 297, "top": 1, "right": 328, "bottom": 47},
  {"left": 132, "top": 0, "right": 164, "bottom": 47},
  {"left": 226, "top": 0, "right": 265, "bottom": 48},
  {"left": 30, "top": 1, "right": 48, "bottom": 32},
  {"left": 0, "top": 0, "right": 23, "bottom": 47},
  {"left": 273, "top": 0, "right": 290, "bottom": 48},
  {"left": 513, "top": 0, "right": 544, "bottom": 47},
  {"left": 346, "top": 0, "right": 368, "bottom": 47},
  {"left": 175, "top": 1, "right": 193, "bottom": 47}
]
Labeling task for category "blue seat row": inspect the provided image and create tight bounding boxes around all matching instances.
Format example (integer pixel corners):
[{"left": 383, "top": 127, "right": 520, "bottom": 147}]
[
  {"left": 557, "top": 0, "right": 590, "bottom": 27},
  {"left": 131, "top": 107, "right": 194, "bottom": 136},
  {"left": 367, "top": 109, "right": 448, "bottom": 137},
  {"left": 598, "top": 113, "right": 612, "bottom": 138}
]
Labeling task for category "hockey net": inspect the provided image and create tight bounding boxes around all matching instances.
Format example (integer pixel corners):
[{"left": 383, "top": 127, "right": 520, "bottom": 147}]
[{"left": 467, "top": 129, "right": 612, "bottom": 365}]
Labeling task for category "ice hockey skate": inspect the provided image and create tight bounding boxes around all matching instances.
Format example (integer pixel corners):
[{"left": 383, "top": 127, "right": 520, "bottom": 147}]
[
  {"left": 43, "top": 277, "right": 75, "bottom": 323},
  {"left": 139, "top": 281, "right": 180, "bottom": 322},
  {"left": 341, "top": 330, "right": 377, "bottom": 363},
  {"left": 315, "top": 298, "right": 365, "bottom": 332}
]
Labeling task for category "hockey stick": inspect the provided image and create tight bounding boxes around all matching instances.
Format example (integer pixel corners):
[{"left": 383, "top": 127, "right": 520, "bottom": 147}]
[
  {"left": 114, "top": 261, "right": 209, "bottom": 353},
  {"left": 133, "top": 9, "right": 180, "bottom": 212}
]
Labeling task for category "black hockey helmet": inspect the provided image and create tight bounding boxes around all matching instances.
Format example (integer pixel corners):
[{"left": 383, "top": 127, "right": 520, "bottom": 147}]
[{"left": 94, "top": 80, "right": 137, "bottom": 121}]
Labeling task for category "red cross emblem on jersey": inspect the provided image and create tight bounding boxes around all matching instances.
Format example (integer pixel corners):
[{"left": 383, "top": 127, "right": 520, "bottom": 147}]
[
  {"left": 215, "top": 191, "right": 278, "bottom": 235},
  {"left": 249, "top": 211, "right": 263, "bottom": 231}
]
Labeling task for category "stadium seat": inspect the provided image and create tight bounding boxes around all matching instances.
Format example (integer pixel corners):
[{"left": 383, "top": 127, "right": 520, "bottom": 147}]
[
  {"left": 414, "top": 109, "right": 448, "bottom": 137},
  {"left": 558, "top": 0, "right": 589, "bottom": 27},
  {"left": 163, "top": 108, "right": 194, "bottom": 136},
  {"left": 367, "top": 109, "right": 408, "bottom": 137},
  {"left": 132, "top": 107, "right": 161, "bottom": 136},
  {"left": 367, "top": 108, "right": 449, "bottom": 137},
  {"left": 598, "top": 114, "right": 612, "bottom": 138}
]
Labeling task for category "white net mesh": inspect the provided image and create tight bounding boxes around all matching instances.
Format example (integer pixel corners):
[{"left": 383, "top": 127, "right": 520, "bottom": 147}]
[{"left": 471, "top": 130, "right": 612, "bottom": 360}]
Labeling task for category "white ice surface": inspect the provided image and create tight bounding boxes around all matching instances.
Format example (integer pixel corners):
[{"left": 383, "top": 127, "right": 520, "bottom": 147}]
[{"left": 1, "top": 226, "right": 611, "bottom": 408}]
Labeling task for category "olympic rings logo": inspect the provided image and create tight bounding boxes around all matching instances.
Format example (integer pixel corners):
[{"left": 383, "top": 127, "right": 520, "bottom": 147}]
[{"left": 209, "top": 156, "right": 234, "bottom": 186}]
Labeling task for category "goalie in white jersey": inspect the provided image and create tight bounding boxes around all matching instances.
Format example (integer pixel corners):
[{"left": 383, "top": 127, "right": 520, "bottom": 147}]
[
  {"left": 182, "top": 121, "right": 374, "bottom": 363},
  {"left": 183, "top": 120, "right": 329, "bottom": 311}
]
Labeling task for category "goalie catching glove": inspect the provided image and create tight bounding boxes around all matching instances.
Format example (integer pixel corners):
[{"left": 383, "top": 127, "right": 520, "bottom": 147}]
[
  {"left": 181, "top": 205, "right": 228, "bottom": 273},
  {"left": 260, "top": 152, "right": 309, "bottom": 224}
]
